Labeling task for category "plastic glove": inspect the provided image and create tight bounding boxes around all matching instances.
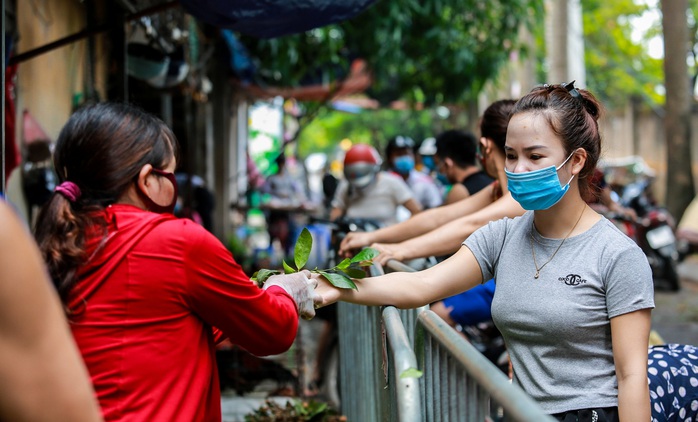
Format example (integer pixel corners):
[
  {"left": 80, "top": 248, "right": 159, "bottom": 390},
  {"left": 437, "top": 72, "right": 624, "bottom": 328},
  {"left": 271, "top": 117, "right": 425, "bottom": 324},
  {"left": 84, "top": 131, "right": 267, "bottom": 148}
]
[{"left": 263, "top": 270, "right": 322, "bottom": 320}]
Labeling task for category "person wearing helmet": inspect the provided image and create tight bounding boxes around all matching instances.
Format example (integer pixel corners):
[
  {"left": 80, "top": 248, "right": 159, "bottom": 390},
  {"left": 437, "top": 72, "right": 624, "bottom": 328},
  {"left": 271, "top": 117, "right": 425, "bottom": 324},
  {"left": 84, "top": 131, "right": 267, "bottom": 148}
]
[
  {"left": 386, "top": 136, "right": 442, "bottom": 210},
  {"left": 329, "top": 144, "right": 421, "bottom": 226},
  {"left": 417, "top": 137, "right": 437, "bottom": 174},
  {"left": 417, "top": 137, "right": 450, "bottom": 201}
]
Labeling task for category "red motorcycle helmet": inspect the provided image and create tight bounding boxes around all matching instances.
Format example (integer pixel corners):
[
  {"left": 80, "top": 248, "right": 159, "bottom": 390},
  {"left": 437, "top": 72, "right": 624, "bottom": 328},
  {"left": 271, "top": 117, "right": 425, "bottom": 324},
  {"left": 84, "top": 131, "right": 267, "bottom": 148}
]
[{"left": 343, "top": 144, "right": 382, "bottom": 188}]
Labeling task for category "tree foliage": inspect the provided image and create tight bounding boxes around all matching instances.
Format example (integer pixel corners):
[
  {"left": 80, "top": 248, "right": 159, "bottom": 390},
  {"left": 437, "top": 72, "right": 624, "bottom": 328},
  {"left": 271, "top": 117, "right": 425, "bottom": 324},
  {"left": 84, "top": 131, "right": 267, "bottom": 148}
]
[
  {"left": 581, "top": 0, "right": 664, "bottom": 109},
  {"left": 295, "top": 107, "right": 449, "bottom": 159},
  {"left": 239, "top": 0, "right": 543, "bottom": 106}
]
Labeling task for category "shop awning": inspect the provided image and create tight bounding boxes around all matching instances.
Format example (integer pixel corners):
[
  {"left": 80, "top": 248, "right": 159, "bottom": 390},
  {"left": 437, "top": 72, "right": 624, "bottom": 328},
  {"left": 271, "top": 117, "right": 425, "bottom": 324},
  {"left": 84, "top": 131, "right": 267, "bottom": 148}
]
[
  {"left": 239, "top": 59, "right": 372, "bottom": 102},
  {"left": 179, "top": 0, "right": 377, "bottom": 38}
]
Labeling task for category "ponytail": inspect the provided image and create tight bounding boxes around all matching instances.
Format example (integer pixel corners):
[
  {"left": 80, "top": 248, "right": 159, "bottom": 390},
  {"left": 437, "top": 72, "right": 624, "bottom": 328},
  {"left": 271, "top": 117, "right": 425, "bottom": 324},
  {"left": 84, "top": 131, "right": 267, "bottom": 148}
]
[{"left": 34, "top": 192, "right": 103, "bottom": 303}]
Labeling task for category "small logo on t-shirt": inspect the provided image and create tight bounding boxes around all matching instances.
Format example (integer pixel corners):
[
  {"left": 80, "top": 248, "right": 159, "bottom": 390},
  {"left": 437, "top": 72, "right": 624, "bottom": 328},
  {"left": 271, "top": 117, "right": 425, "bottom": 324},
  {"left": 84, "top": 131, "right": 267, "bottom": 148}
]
[{"left": 558, "top": 274, "right": 587, "bottom": 286}]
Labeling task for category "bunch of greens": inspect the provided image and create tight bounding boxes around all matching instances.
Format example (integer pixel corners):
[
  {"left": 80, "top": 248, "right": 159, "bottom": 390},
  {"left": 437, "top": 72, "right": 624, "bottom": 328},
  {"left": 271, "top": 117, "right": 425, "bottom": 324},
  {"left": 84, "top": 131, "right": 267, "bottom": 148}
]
[
  {"left": 244, "top": 398, "right": 345, "bottom": 421},
  {"left": 252, "top": 228, "right": 378, "bottom": 290}
]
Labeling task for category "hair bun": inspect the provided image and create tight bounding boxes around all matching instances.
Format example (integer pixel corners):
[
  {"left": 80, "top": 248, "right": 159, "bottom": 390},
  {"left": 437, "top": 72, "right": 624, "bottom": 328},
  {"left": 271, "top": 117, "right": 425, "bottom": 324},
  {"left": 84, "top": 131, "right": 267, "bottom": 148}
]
[{"left": 579, "top": 91, "right": 601, "bottom": 120}]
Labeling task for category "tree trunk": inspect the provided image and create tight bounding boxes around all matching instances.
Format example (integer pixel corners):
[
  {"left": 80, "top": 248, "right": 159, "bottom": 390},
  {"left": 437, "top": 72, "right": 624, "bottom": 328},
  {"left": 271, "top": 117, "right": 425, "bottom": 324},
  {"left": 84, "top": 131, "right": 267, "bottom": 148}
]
[
  {"left": 662, "top": 0, "right": 695, "bottom": 222},
  {"left": 546, "top": 0, "right": 569, "bottom": 83},
  {"left": 545, "top": 0, "right": 586, "bottom": 85}
]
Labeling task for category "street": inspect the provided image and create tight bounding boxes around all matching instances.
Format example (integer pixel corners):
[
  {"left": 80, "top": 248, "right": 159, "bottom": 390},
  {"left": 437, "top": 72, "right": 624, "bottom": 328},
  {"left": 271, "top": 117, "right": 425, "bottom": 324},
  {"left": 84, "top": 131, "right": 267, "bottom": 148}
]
[{"left": 651, "top": 256, "right": 698, "bottom": 345}]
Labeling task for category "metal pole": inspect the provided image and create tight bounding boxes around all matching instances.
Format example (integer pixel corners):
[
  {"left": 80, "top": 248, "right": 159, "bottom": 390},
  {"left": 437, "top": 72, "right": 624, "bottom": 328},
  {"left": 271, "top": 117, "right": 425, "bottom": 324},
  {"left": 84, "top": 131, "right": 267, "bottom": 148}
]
[{"left": 2, "top": 0, "right": 6, "bottom": 196}]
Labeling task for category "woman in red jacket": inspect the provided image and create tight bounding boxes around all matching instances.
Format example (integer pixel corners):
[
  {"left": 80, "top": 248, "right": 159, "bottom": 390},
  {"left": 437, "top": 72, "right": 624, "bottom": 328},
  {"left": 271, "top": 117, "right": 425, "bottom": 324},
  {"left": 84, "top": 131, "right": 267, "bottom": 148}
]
[{"left": 34, "top": 102, "right": 318, "bottom": 422}]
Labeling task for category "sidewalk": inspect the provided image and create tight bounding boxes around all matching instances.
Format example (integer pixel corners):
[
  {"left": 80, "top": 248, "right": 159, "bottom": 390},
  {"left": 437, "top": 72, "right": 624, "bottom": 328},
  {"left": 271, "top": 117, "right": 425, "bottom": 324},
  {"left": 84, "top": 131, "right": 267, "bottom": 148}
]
[
  {"left": 678, "top": 255, "right": 698, "bottom": 283},
  {"left": 651, "top": 256, "right": 698, "bottom": 345}
]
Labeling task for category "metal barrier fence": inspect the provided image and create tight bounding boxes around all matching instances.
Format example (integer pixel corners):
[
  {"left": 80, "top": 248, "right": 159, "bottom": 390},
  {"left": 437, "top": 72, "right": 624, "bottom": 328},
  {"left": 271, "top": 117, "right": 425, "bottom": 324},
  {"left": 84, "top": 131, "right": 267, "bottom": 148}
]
[
  {"left": 336, "top": 261, "right": 422, "bottom": 421},
  {"left": 383, "top": 306, "right": 421, "bottom": 422},
  {"left": 337, "top": 259, "right": 554, "bottom": 422},
  {"left": 416, "top": 310, "right": 555, "bottom": 422}
]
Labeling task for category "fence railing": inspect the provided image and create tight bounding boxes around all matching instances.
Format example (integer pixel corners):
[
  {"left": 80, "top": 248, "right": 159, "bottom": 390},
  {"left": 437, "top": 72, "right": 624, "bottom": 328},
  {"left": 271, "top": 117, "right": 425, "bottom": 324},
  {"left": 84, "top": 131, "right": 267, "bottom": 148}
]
[
  {"left": 382, "top": 306, "right": 421, "bottom": 422},
  {"left": 337, "top": 259, "right": 555, "bottom": 422},
  {"left": 416, "top": 310, "right": 555, "bottom": 422},
  {"left": 336, "top": 262, "right": 423, "bottom": 421}
]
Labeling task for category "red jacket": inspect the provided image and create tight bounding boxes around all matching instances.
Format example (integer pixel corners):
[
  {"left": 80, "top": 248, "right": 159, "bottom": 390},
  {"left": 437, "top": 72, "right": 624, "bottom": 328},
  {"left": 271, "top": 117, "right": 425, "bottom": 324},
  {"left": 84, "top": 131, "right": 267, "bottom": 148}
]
[{"left": 68, "top": 204, "right": 298, "bottom": 421}]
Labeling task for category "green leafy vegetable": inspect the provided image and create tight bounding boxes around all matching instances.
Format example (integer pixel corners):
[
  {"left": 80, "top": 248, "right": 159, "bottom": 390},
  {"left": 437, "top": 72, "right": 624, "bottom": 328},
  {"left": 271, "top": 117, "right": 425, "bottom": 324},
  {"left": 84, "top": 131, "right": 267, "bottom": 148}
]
[
  {"left": 294, "top": 228, "right": 312, "bottom": 270},
  {"left": 318, "top": 270, "right": 358, "bottom": 290},
  {"left": 399, "top": 368, "right": 424, "bottom": 379},
  {"left": 282, "top": 260, "right": 295, "bottom": 274},
  {"left": 351, "top": 247, "right": 379, "bottom": 264},
  {"left": 251, "top": 227, "right": 378, "bottom": 290},
  {"left": 251, "top": 268, "right": 281, "bottom": 286},
  {"left": 344, "top": 268, "right": 369, "bottom": 279}
]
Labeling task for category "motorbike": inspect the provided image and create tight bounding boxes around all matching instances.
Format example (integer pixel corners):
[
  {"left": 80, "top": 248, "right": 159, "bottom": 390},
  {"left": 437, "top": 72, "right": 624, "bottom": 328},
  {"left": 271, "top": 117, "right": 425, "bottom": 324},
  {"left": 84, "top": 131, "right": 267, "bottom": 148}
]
[{"left": 603, "top": 160, "right": 681, "bottom": 292}]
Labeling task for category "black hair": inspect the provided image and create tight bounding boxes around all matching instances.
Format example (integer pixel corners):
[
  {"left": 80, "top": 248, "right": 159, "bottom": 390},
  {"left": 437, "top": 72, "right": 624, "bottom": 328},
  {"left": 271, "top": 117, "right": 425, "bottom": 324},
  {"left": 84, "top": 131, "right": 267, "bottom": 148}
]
[{"left": 434, "top": 130, "right": 479, "bottom": 167}]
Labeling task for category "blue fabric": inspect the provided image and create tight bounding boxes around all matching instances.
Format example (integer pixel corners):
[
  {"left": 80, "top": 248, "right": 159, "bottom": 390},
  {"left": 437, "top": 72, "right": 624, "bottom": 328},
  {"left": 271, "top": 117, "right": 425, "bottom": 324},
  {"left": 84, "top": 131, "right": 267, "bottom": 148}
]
[
  {"left": 421, "top": 156, "right": 436, "bottom": 172},
  {"left": 648, "top": 344, "right": 698, "bottom": 422},
  {"left": 220, "top": 30, "right": 256, "bottom": 84},
  {"left": 441, "top": 279, "right": 495, "bottom": 326},
  {"left": 393, "top": 155, "right": 415, "bottom": 175},
  {"left": 180, "top": 0, "right": 377, "bottom": 38}
]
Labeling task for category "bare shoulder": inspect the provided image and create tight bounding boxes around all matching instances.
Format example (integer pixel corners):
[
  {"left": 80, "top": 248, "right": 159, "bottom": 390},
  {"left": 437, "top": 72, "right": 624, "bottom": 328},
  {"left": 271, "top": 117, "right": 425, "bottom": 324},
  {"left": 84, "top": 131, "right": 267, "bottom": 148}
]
[
  {"left": 0, "top": 201, "right": 18, "bottom": 232},
  {"left": 0, "top": 202, "right": 31, "bottom": 253}
]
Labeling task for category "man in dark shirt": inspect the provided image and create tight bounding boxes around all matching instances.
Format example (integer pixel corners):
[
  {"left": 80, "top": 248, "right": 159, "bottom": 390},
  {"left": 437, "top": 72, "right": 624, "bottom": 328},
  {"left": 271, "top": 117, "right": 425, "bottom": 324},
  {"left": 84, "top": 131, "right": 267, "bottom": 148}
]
[{"left": 434, "top": 130, "right": 494, "bottom": 204}]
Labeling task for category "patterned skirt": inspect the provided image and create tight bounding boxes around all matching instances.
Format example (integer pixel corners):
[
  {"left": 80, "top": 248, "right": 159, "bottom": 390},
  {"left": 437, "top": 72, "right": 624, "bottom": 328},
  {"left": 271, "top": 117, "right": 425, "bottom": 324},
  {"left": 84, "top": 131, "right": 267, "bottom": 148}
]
[{"left": 649, "top": 344, "right": 698, "bottom": 422}]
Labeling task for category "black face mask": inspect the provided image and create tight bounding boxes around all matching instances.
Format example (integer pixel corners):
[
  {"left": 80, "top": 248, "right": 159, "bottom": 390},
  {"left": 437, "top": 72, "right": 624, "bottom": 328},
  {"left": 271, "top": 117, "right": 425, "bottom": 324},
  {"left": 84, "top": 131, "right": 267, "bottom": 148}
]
[{"left": 136, "top": 168, "right": 178, "bottom": 214}]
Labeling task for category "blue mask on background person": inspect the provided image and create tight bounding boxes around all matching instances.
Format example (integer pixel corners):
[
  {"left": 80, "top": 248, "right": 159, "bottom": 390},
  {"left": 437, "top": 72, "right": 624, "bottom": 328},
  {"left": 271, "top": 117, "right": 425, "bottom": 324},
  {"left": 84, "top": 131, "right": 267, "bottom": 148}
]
[
  {"left": 505, "top": 152, "right": 575, "bottom": 210},
  {"left": 436, "top": 172, "right": 450, "bottom": 186},
  {"left": 421, "top": 156, "right": 436, "bottom": 172},
  {"left": 393, "top": 155, "right": 415, "bottom": 175}
]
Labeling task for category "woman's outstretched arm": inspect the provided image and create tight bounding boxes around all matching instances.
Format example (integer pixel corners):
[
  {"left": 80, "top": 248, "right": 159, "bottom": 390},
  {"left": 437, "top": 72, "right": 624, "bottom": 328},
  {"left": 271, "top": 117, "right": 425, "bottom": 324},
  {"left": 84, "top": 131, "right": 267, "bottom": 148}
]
[
  {"left": 339, "top": 184, "right": 495, "bottom": 256},
  {"left": 316, "top": 245, "right": 483, "bottom": 309},
  {"left": 371, "top": 193, "right": 524, "bottom": 264}
]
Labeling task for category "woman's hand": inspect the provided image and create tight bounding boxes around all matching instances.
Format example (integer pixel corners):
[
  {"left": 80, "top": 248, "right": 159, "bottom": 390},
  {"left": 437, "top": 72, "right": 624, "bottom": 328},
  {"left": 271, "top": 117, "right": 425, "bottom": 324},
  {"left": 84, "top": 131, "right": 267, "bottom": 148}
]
[
  {"left": 313, "top": 274, "right": 343, "bottom": 308},
  {"left": 371, "top": 243, "right": 407, "bottom": 266},
  {"left": 339, "top": 232, "right": 373, "bottom": 257}
]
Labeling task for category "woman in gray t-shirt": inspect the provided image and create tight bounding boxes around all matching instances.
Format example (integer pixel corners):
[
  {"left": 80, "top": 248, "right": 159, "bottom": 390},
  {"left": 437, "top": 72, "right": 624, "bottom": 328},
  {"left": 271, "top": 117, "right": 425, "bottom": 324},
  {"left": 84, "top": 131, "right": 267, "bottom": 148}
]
[{"left": 316, "top": 83, "right": 654, "bottom": 422}]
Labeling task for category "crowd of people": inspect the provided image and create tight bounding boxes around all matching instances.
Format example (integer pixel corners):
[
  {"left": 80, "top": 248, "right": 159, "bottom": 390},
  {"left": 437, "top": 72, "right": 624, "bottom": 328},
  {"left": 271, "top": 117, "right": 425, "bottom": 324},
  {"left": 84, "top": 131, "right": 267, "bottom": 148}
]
[{"left": 2, "top": 83, "right": 697, "bottom": 422}]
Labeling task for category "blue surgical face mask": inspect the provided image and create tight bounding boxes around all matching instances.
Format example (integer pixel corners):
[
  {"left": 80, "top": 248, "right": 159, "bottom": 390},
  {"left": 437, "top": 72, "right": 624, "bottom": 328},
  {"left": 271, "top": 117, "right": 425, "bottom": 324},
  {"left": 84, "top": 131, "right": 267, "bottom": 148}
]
[
  {"left": 505, "top": 152, "right": 575, "bottom": 210},
  {"left": 421, "top": 156, "right": 436, "bottom": 172},
  {"left": 393, "top": 155, "right": 415, "bottom": 175},
  {"left": 436, "top": 172, "right": 450, "bottom": 186}
]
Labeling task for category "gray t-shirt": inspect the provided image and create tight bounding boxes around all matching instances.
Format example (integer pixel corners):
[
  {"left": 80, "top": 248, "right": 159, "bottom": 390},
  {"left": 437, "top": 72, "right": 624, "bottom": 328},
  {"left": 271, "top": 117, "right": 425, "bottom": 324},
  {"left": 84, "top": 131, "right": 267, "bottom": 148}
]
[
  {"left": 332, "top": 172, "right": 413, "bottom": 226},
  {"left": 464, "top": 211, "right": 654, "bottom": 414}
]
